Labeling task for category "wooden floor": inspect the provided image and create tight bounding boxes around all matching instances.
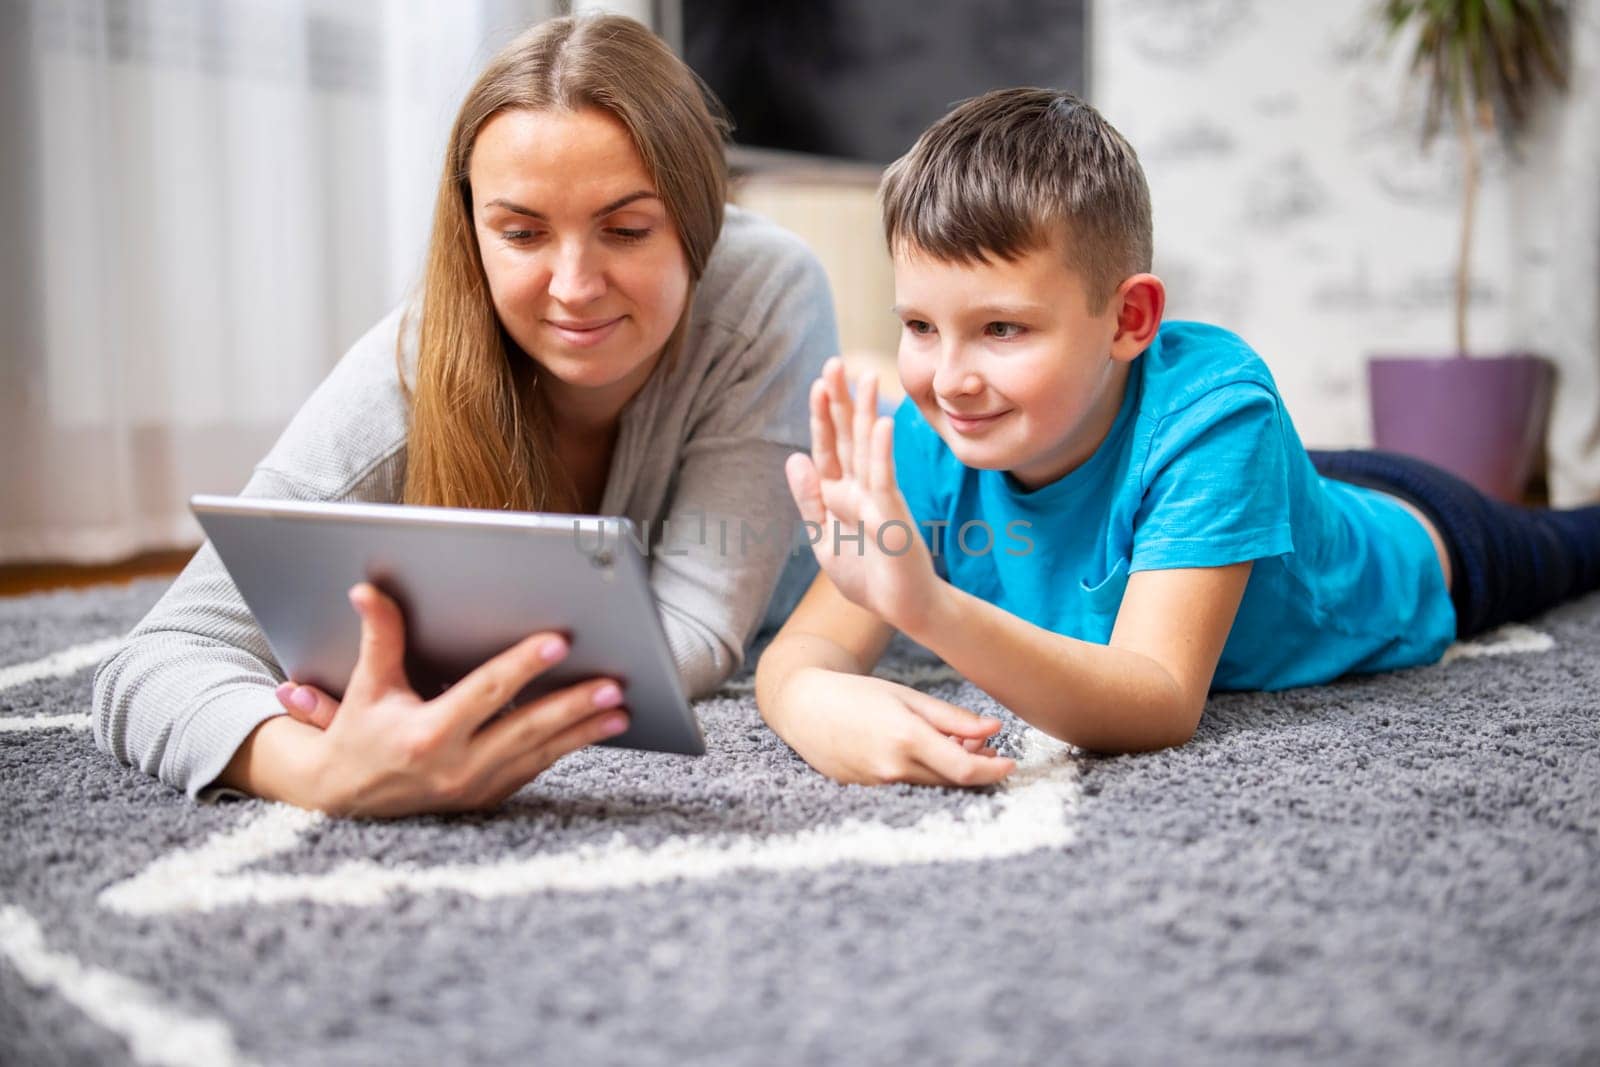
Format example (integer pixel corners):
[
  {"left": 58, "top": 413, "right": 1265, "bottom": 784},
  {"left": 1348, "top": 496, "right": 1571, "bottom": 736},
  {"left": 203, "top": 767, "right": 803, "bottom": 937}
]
[{"left": 0, "top": 548, "right": 196, "bottom": 598}]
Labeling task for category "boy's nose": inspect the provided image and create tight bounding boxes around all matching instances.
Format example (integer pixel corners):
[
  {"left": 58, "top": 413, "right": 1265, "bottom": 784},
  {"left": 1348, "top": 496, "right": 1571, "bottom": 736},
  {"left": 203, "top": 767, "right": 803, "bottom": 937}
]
[{"left": 933, "top": 357, "right": 984, "bottom": 398}]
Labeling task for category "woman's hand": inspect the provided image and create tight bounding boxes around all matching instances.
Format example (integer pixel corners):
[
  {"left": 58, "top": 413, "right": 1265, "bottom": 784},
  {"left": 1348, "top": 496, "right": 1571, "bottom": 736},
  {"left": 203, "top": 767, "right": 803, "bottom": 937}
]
[
  {"left": 775, "top": 667, "right": 1015, "bottom": 788},
  {"left": 256, "top": 582, "right": 630, "bottom": 817},
  {"left": 786, "top": 358, "right": 942, "bottom": 632}
]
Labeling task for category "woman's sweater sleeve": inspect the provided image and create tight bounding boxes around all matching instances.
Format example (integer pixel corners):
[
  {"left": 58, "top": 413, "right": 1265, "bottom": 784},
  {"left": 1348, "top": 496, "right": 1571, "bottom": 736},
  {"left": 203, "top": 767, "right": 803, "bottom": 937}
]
[
  {"left": 92, "top": 220, "right": 839, "bottom": 792},
  {"left": 649, "top": 230, "right": 839, "bottom": 697},
  {"left": 91, "top": 312, "right": 411, "bottom": 798}
]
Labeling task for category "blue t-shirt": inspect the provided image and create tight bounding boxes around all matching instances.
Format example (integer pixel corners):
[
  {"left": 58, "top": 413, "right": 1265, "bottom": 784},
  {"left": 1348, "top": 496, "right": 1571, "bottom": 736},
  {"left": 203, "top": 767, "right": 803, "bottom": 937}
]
[{"left": 892, "top": 320, "right": 1456, "bottom": 691}]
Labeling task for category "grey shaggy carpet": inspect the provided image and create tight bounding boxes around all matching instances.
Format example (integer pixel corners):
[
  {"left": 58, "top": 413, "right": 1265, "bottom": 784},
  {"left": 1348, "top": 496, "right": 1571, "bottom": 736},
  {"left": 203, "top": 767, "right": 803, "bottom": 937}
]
[{"left": 2, "top": 577, "right": 1598, "bottom": 1067}]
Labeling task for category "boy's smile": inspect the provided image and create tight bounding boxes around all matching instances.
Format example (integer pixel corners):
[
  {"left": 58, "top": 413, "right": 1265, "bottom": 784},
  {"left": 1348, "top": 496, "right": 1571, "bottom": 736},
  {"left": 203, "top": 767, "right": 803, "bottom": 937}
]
[
  {"left": 893, "top": 241, "right": 1158, "bottom": 491},
  {"left": 942, "top": 407, "right": 1012, "bottom": 435}
]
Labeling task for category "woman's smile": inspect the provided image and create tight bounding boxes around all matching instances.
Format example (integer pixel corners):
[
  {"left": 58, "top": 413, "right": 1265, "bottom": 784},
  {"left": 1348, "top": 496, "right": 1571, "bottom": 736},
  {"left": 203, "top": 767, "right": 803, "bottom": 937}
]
[{"left": 545, "top": 314, "right": 625, "bottom": 348}]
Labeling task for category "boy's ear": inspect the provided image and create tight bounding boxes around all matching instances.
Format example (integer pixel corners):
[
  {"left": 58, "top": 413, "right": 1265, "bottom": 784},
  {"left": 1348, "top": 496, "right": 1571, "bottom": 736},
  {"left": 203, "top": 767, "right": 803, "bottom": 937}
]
[{"left": 1108, "top": 273, "right": 1165, "bottom": 363}]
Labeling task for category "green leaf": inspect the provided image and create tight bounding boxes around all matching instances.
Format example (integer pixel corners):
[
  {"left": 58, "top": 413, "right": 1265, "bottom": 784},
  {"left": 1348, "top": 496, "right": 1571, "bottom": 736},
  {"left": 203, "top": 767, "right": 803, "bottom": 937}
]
[{"left": 1378, "top": 0, "right": 1569, "bottom": 145}]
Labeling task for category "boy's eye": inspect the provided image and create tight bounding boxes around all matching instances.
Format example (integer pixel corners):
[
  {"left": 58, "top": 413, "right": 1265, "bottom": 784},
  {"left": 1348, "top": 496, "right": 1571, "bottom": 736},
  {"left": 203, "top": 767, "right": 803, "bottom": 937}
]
[
  {"left": 904, "top": 319, "right": 935, "bottom": 336},
  {"left": 986, "top": 321, "right": 1025, "bottom": 340}
]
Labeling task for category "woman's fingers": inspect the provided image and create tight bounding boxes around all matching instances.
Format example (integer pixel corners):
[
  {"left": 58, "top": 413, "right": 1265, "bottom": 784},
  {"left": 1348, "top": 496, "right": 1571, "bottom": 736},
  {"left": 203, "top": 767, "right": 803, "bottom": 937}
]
[
  {"left": 345, "top": 583, "right": 412, "bottom": 700},
  {"left": 808, "top": 378, "right": 842, "bottom": 482},
  {"left": 471, "top": 676, "right": 624, "bottom": 762},
  {"left": 438, "top": 630, "right": 571, "bottom": 734},
  {"left": 478, "top": 704, "right": 632, "bottom": 805},
  {"left": 275, "top": 681, "right": 339, "bottom": 730}
]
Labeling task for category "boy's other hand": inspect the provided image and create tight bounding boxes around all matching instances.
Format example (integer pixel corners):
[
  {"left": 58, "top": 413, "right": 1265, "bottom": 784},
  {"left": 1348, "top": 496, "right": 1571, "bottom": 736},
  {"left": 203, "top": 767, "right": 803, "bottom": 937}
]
[
  {"left": 786, "top": 359, "right": 941, "bottom": 632},
  {"left": 780, "top": 668, "right": 1015, "bottom": 788}
]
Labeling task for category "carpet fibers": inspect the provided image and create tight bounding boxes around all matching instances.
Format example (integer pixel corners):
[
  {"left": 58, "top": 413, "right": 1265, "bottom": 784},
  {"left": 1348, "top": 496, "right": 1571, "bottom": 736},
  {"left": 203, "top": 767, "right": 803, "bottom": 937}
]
[{"left": 1, "top": 578, "right": 1598, "bottom": 1066}]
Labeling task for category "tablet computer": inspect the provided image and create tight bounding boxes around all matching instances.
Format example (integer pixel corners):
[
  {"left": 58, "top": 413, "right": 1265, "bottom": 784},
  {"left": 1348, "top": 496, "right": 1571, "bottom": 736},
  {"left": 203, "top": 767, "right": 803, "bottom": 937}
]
[{"left": 190, "top": 495, "right": 704, "bottom": 756}]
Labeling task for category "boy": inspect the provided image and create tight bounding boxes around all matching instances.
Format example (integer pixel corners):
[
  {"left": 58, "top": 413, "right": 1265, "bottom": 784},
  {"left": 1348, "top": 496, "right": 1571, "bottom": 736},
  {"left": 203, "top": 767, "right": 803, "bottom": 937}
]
[{"left": 755, "top": 88, "right": 1600, "bottom": 787}]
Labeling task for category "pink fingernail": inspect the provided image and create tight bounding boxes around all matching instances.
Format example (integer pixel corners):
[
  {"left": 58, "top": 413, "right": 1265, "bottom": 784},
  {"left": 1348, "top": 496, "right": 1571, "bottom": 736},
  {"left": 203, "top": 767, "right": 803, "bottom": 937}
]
[
  {"left": 275, "top": 682, "right": 294, "bottom": 701},
  {"left": 592, "top": 683, "right": 623, "bottom": 709},
  {"left": 289, "top": 687, "right": 317, "bottom": 713},
  {"left": 601, "top": 714, "right": 628, "bottom": 736},
  {"left": 540, "top": 637, "right": 568, "bottom": 662}
]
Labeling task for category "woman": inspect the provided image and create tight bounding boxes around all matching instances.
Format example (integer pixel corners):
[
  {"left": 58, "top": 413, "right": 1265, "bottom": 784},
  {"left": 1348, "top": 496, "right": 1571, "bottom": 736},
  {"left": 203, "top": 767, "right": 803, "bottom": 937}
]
[{"left": 92, "top": 14, "right": 836, "bottom": 816}]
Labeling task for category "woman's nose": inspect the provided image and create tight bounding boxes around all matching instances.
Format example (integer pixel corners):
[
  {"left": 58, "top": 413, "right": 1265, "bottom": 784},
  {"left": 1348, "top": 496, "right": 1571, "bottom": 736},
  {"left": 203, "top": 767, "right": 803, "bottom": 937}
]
[{"left": 547, "top": 241, "right": 607, "bottom": 307}]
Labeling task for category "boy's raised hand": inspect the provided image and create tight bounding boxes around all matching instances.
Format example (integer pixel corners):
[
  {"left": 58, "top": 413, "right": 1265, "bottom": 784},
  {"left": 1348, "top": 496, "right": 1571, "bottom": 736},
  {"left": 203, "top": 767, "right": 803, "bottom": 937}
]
[{"left": 786, "top": 359, "right": 940, "bottom": 632}]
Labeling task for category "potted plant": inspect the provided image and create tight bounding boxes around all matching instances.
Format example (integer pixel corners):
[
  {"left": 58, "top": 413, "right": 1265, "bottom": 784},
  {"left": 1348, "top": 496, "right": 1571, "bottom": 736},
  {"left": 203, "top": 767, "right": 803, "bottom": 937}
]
[{"left": 1368, "top": 0, "right": 1569, "bottom": 501}]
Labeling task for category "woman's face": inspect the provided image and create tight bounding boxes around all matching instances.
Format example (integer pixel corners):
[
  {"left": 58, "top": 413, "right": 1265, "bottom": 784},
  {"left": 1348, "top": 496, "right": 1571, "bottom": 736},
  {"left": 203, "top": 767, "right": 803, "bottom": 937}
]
[{"left": 470, "top": 107, "right": 690, "bottom": 417}]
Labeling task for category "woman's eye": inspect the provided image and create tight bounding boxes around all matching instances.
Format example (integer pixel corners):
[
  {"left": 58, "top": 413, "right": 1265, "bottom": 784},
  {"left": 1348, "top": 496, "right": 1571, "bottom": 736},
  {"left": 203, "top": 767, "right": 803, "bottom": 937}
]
[
  {"left": 987, "top": 321, "right": 1025, "bottom": 340},
  {"left": 608, "top": 227, "right": 652, "bottom": 242},
  {"left": 500, "top": 229, "right": 540, "bottom": 244},
  {"left": 904, "top": 320, "right": 934, "bottom": 336}
]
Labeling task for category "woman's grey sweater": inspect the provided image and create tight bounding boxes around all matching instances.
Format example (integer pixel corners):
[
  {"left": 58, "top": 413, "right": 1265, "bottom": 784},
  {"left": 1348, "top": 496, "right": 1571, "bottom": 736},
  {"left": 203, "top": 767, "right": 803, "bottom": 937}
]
[{"left": 92, "top": 207, "right": 838, "bottom": 798}]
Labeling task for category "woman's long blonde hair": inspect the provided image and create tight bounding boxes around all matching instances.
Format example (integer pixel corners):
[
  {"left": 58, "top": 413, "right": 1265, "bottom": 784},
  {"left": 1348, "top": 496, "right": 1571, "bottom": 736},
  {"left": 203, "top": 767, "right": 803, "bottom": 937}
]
[{"left": 401, "top": 14, "right": 729, "bottom": 512}]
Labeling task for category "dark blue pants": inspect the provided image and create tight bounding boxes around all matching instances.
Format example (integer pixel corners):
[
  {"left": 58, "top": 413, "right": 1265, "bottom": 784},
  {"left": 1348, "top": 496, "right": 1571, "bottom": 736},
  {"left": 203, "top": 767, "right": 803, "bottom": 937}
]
[{"left": 1308, "top": 450, "right": 1600, "bottom": 638}]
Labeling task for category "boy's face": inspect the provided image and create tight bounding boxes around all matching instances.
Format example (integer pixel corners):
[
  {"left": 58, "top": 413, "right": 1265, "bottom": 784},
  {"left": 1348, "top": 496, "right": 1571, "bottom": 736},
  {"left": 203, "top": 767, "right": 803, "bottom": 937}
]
[{"left": 894, "top": 240, "right": 1132, "bottom": 490}]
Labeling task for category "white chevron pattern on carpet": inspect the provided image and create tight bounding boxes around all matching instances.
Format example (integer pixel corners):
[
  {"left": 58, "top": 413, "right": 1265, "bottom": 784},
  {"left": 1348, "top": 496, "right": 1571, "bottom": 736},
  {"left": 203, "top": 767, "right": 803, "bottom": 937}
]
[
  {"left": 0, "top": 903, "right": 258, "bottom": 1067},
  {"left": 98, "top": 729, "right": 1083, "bottom": 915}
]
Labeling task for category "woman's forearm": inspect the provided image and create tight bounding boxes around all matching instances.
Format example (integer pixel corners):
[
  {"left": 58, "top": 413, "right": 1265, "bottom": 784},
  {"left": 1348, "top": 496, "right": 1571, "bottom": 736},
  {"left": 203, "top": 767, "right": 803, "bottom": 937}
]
[{"left": 216, "top": 714, "right": 332, "bottom": 810}]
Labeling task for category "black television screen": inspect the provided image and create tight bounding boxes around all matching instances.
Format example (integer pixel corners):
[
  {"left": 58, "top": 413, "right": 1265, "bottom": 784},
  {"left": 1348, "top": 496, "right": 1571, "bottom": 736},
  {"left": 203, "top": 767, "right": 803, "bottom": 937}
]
[{"left": 681, "top": 0, "right": 1090, "bottom": 166}]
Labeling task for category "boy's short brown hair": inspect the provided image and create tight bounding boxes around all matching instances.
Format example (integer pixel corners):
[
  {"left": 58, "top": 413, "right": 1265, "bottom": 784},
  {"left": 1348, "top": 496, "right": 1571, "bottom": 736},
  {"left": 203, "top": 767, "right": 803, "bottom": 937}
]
[{"left": 880, "top": 88, "right": 1152, "bottom": 311}]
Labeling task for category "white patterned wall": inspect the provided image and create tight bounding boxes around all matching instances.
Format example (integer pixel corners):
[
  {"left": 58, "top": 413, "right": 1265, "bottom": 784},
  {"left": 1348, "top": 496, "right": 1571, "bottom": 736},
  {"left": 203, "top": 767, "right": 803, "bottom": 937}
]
[{"left": 1093, "top": 0, "right": 1600, "bottom": 505}]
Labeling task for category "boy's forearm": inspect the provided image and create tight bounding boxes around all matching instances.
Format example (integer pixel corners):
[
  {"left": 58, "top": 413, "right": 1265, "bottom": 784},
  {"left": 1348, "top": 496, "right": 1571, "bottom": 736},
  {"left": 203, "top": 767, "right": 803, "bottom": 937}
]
[
  {"left": 903, "top": 585, "right": 1198, "bottom": 752},
  {"left": 754, "top": 631, "right": 867, "bottom": 736}
]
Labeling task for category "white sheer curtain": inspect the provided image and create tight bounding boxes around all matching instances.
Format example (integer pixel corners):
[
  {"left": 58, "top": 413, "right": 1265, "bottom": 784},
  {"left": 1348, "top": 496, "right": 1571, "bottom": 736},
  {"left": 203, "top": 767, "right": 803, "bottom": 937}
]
[{"left": 0, "top": 0, "right": 558, "bottom": 563}]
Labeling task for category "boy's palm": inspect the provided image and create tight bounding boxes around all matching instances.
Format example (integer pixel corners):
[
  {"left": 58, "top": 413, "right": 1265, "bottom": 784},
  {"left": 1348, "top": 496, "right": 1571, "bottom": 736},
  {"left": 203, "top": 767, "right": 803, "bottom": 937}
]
[{"left": 786, "top": 359, "right": 939, "bottom": 630}]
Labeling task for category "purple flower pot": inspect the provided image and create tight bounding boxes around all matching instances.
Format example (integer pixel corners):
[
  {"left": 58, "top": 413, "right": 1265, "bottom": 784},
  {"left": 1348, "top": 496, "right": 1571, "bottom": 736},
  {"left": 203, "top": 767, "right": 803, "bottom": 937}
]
[{"left": 1368, "top": 354, "right": 1554, "bottom": 503}]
